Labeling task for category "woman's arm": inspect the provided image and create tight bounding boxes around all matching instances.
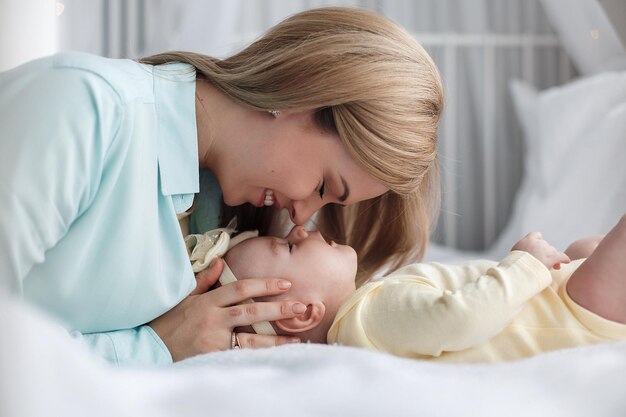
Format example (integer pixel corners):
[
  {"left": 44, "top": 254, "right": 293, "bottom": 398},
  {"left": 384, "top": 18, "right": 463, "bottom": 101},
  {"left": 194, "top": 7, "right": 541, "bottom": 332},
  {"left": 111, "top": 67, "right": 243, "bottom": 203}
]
[
  {"left": 0, "top": 64, "right": 121, "bottom": 292},
  {"left": 0, "top": 65, "right": 173, "bottom": 365},
  {"left": 72, "top": 326, "right": 173, "bottom": 366}
]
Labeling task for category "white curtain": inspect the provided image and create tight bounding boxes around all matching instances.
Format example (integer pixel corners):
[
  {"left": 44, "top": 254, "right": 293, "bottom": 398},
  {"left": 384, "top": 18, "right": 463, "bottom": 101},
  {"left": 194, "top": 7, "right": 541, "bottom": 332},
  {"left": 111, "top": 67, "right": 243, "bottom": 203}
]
[
  {"left": 56, "top": 0, "right": 574, "bottom": 251},
  {"left": 0, "top": 0, "right": 57, "bottom": 71}
]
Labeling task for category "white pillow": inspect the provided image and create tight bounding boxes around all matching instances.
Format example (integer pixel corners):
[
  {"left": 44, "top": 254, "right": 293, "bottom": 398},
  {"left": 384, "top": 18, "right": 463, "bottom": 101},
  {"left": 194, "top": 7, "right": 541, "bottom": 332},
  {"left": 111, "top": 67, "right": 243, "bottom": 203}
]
[{"left": 490, "top": 71, "right": 626, "bottom": 257}]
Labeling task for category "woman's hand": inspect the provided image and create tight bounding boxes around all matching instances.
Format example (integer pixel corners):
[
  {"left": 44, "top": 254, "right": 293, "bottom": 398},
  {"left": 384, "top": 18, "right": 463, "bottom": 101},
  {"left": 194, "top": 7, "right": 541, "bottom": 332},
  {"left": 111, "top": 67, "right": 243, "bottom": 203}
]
[
  {"left": 512, "top": 232, "right": 571, "bottom": 270},
  {"left": 149, "top": 258, "right": 303, "bottom": 362}
]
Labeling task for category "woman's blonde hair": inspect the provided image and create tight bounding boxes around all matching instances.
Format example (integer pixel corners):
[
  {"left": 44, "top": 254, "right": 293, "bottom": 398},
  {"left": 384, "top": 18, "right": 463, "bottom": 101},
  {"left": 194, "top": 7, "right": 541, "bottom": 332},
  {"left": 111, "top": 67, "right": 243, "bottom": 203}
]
[{"left": 140, "top": 7, "right": 443, "bottom": 285}]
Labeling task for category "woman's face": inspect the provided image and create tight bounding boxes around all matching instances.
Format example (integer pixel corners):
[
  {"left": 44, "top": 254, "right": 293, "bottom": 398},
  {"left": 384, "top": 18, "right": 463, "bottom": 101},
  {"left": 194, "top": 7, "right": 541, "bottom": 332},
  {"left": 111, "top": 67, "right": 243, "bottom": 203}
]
[{"left": 214, "top": 109, "right": 388, "bottom": 225}]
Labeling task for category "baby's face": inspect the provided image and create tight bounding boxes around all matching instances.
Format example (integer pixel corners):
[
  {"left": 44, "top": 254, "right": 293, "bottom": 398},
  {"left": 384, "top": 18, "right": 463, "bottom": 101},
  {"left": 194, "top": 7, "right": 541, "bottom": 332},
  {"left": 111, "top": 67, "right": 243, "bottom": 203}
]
[{"left": 225, "top": 226, "right": 357, "bottom": 310}]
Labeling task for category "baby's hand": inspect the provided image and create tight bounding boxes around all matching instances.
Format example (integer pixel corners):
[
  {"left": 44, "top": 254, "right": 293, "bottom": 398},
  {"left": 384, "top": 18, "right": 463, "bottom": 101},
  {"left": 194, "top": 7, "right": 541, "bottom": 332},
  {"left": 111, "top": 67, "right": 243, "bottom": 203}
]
[{"left": 512, "top": 232, "right": 571, "bottom": 270}]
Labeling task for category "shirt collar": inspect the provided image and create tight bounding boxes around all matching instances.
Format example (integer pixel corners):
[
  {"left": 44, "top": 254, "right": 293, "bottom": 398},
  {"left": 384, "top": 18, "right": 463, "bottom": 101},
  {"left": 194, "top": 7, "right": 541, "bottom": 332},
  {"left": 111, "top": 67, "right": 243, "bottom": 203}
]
[{"left": 152, "top": 62, "right": 199, "bottom": 201}]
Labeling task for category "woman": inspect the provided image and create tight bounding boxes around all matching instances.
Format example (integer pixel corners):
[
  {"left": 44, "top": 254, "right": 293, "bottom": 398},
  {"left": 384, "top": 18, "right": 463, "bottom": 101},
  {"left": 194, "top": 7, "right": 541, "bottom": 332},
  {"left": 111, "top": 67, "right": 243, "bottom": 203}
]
[{"left": 0, "top": 7, "right": 443, "bottom": 365}]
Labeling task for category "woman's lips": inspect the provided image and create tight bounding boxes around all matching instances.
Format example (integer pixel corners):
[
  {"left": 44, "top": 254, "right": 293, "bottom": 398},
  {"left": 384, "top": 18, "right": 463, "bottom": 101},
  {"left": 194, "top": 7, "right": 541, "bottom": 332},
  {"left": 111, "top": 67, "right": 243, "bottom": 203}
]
[
  {"left": 255, "top": 189, "right": 282, "bottom": 209},
  {"left": 256, "top": 191, "right": 266, "bottom": 207}
]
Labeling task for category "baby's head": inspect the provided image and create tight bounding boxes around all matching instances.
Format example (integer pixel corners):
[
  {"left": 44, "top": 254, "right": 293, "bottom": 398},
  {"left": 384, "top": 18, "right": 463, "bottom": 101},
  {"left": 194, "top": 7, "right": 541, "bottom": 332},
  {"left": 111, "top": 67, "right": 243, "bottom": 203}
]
[{"left": 225, "top": 226, "right": 357, "bottom": 343}]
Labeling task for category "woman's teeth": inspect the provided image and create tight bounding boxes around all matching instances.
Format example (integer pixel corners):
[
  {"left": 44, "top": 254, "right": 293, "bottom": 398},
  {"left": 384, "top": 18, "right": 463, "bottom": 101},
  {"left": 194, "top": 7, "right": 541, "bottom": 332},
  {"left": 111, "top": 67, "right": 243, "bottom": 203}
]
[{"left": 264, "top": 189, "right": 275, "bottom": 206}]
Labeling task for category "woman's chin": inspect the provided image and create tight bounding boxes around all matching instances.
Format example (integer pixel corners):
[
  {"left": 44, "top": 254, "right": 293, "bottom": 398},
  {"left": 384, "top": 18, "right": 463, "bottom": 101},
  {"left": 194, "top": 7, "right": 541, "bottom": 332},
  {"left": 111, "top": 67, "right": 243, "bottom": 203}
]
[{"left": 221, "top": 194, "right": 244, "bottom": 207}]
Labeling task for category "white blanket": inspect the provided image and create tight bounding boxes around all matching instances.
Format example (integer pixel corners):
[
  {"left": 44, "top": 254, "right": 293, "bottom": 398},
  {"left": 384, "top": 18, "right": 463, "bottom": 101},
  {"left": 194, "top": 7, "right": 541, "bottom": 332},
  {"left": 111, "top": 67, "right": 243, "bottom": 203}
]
[{"left": 2, "top": 292, "right": 626, "bottom": 417}]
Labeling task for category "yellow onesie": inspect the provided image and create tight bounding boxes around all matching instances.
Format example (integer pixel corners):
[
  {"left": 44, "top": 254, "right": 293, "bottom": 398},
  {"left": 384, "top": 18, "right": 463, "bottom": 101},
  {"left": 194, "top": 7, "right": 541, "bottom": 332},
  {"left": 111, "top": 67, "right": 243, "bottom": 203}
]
[{"left": 328, "top": 251, "right": 626, "bottom": 362}]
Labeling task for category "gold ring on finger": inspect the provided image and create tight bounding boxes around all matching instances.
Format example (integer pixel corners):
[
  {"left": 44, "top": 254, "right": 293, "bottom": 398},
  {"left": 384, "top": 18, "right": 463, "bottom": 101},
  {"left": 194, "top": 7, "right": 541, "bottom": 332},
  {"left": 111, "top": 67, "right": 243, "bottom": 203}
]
[{"left": 231, "top": 331, "right": 240, "bottom": 350}]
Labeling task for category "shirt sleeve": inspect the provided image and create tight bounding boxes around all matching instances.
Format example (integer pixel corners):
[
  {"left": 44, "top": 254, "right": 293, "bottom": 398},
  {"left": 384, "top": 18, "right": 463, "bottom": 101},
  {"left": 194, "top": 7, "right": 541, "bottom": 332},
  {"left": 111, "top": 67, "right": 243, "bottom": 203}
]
[
  {"left": 72, "top": 325, "right": 173, "bottom": 366},
  {"left": 0, "top": 64, "right": 175, "bottom": 366},
  {"left": 0, "top": 65, "right": 121, "bottom": 292},
  {"left": 328, "top": 251, "right": 552, "bottom": 358}
]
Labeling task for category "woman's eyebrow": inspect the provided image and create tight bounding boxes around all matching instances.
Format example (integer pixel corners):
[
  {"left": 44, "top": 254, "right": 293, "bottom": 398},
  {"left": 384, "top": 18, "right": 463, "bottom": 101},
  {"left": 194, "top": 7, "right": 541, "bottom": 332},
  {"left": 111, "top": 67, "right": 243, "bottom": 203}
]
[{"left": 338, "top": 175, "right": 350, "bottom": 203}]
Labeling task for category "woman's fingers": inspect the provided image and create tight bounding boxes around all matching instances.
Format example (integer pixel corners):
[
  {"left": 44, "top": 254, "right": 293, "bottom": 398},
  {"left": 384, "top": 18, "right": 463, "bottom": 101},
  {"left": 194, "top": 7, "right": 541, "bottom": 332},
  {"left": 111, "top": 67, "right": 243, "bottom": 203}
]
[
  {"left": 235, "top": 332, "right": 300, "bottom": 349},
  {"left": 205, "top": 278, "right": 294, "bottom": 307},
  {"left": 189, "top": 258, "right": 224, "bottom": 296},
  {"left": 226, "top": 300, "right": 307, "bottom": 328},
  {"left": 152, "top": 276, "right": 305, "bottom": 361}
]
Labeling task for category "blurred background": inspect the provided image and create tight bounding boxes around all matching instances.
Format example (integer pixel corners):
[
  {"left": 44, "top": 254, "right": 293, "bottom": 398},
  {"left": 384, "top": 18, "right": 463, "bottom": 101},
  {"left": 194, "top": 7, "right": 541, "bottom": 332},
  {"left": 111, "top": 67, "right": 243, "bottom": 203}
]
[{"left": 2, "top": 0, "right": 624, "bottom": 258}]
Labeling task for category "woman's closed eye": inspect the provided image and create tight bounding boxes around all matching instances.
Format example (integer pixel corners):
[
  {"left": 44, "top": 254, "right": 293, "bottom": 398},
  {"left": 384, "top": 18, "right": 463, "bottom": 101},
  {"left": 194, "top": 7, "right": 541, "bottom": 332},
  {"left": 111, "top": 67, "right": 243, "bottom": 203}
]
[{"left": 318, "top": 181, "right": 325, "bottom": 200}]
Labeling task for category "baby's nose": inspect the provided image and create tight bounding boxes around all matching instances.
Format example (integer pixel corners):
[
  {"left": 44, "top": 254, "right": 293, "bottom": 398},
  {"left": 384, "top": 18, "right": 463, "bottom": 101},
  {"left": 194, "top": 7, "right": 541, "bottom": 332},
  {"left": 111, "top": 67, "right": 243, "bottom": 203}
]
[{"left": 287, "top": 225, "right": 309, "bottom": 243}]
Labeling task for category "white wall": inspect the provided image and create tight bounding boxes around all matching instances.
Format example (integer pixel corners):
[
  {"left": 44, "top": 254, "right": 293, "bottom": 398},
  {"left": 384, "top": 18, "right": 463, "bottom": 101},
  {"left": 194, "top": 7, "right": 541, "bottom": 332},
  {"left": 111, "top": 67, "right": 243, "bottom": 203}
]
[{"left": 0, "top": 0, "right": 58, "bottom": 71}]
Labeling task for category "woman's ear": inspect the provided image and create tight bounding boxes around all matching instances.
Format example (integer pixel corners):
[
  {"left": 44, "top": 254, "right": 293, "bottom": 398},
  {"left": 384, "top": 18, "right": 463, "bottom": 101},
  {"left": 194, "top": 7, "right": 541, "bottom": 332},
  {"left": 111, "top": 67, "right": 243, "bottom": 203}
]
[{"left": 275, "top": 302, "right": 325, "bottom": 333}]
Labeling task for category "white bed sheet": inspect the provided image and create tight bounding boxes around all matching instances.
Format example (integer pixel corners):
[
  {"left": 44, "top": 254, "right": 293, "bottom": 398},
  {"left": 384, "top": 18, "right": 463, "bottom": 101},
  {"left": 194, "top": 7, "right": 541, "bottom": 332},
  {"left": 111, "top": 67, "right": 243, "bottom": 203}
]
[{"left": 2, "top": 292, "right": 625, "bottom": 417}]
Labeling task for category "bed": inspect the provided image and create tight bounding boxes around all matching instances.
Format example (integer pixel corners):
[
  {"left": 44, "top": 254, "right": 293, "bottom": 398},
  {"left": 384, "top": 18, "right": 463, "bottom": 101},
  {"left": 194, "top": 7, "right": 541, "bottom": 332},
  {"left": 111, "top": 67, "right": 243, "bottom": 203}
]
[{"left": 2, "top": 292, "right": 626, "bottom": 417}]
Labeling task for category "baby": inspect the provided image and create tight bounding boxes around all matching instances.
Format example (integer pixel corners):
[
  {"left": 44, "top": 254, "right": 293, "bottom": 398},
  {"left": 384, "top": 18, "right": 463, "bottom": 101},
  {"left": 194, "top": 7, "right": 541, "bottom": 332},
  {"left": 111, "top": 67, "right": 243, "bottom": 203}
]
[
  {"left": 223, "top": 227, "right": 357, "bottom": 344},
  {"left": 189, "top": 215, "right": 626, "bottom": 362}
]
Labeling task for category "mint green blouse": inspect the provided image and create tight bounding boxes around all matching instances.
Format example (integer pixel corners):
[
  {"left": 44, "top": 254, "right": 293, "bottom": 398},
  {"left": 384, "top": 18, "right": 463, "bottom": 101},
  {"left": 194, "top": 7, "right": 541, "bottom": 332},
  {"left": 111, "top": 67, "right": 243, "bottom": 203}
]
[{"left": 0, "top": 52, "right": 221, "bottom": 366}]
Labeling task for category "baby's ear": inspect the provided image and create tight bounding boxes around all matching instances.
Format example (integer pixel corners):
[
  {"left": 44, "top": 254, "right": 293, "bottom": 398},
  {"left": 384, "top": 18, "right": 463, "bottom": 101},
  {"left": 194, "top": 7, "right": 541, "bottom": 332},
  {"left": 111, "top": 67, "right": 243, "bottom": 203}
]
[{"left": 275, "top": 301, "right": 325, "bottom": 333}]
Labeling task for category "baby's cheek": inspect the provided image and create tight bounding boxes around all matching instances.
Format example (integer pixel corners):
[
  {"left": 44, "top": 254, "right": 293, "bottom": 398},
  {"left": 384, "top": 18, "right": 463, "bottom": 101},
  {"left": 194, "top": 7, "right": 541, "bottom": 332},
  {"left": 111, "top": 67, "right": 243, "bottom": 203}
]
[
  {"left": 224, "top": 247, "right": 247, "bottom": 278},
  {"left": 256, "top": 293, "right": 289, "bottom": 303}
]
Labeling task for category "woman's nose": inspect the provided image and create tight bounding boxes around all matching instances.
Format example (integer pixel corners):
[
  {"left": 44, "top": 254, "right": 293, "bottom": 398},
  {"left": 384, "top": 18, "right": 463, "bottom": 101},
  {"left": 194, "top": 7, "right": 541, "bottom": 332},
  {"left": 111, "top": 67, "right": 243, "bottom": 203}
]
[
  {"left": 286, "top": 225, "right": 309, "bottom": 243},
  {"left": 290, "top": 197, "right": 325, "bottom": 226}
]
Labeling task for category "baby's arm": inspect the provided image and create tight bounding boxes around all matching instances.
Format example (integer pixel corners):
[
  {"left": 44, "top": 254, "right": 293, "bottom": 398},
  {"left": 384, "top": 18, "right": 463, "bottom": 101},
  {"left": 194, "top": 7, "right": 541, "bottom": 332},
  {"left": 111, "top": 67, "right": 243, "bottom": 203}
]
[{"left": 329, "top": 252, "right": 552, "bottom": 357}]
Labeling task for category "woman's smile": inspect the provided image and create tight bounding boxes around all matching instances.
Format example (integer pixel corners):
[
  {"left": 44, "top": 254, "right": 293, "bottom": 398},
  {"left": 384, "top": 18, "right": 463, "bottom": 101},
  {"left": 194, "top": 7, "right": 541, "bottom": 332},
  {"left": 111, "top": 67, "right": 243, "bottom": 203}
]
[{"left": 256, "top": 189, "right": 282, "bottom": 209}]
